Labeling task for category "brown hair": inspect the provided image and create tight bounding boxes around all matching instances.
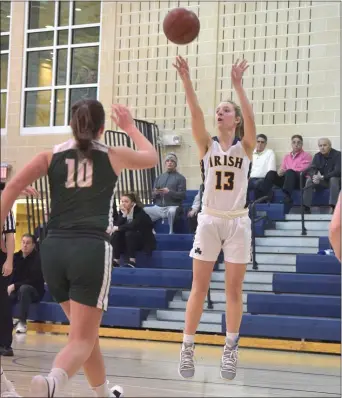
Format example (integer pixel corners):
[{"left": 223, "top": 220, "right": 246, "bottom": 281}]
[
  {"left": 22, "top": 233, "right": 36, "bottom": 245},
  {"left": 291, "top": 134, "right": 303, "bottom": 142},
  {"left": 121, "top": 192, "right": 143, "bottom": 208},
  {"left": 70, "top": 99, "right": 105, "bottom": 158},
  {"left": 226, "top": 100, "right": 244, "bottom": 139}
]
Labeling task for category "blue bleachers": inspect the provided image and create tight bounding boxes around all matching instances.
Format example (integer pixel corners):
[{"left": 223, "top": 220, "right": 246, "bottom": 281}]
[
  {"left": 136, "top": 251, "right": 192, "bottom": 269},
  {"left": 296, "top": 254, "right": 341, "bottom": 275},
  {"left": 156, "top": 234, "right": 193, "bottom": 251},
  {"left": 253, "top": 203, "right": 286, "bottom": 220},
  {"left": 223, "top": 313, "right": 341, "bottom": 342},
  {"left": 13, "top": 302, "right": 147, "bottom": 328},
  {"left": 112, "top": 267, "right": 193, "bottom": 289},
  {"left": 273, "top": 273, "right": 341, "bottom": 296},
  {"left": 247, "top": 293, "right": 341, "bottom": 318},
  {"left": 108, "top": 287, "right": 175, "bottom": 309},
  {"left": 319, "top": 236, "right": 331, "bottom": 251},
  {"left": 248, "top": 188, "right": 330, "bottom": 206}
]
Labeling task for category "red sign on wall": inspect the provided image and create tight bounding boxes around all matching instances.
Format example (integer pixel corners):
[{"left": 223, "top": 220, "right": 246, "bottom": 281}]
[{"left": 0, "top": 163, "right": 11, "bottom": 181}]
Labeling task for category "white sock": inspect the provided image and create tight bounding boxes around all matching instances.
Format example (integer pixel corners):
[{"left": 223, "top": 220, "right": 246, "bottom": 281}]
[
  {"left": 226, "top": 332, "right": 239, "bottom": 346},
  {"left": 183, "top": 334, "right": 195, "bottom": 345},
  {"left": 91, "top": 380, "right": 110, "bottom": 397},
  {"left": 1, "top": 367, "right": 7, "bottom": 386},
  {"left": 48, "top": 368, "right": 69, "bottom": 392}
]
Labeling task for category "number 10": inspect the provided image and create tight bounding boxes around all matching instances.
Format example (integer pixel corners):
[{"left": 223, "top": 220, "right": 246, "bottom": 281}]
[{"left": 65, "top": 158, "right": 93, "bottom": 188}]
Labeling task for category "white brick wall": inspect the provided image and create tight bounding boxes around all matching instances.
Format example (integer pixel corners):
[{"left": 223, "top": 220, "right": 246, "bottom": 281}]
[{"left": 113, "top": 1, "right": 340, "bottom": 188}]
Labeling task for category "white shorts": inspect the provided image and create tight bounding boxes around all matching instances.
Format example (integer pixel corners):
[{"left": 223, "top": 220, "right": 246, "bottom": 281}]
[{"left": 190, "top": 213, "right": 252, "bottom": 264}]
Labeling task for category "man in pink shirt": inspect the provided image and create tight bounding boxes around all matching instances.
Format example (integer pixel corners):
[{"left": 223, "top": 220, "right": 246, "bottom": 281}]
[{"left": 255, "top": 135, "right": 312, "bottom": 203}]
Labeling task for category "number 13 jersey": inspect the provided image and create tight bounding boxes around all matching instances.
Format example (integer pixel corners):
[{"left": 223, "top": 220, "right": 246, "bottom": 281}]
[
  {"left": 47, "top": 139, "right": 118, "bottom": 233},
  {"left": 200, "top": 138, "right": 251, "bottom": 212}
]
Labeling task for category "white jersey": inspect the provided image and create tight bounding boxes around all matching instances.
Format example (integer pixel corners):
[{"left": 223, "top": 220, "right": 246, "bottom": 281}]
[{"left": 200, "top": 139, "right": 251, "bottom": 212}]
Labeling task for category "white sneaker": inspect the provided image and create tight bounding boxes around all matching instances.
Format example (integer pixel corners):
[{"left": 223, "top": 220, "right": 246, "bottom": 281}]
[
  {"left": 1, "top": 379, "right": 21, "bottom": 397},
  {"left": 30, "top": 375, "right": 57, "bottom": 397},
  {"left": 110, "top": 384, "right": 124, "bottom": 397},
  {"left": 220, "top": 342, "right": 239, "bottom": 380},
  {"left": 15, "top": 322, "right": 27, "bottom": 334},
  {"left": 91, "top": 381, "right": 124, "bottom": 398},
  {"left": 178, "top": 343, "right": 195, "bottom": 379}
]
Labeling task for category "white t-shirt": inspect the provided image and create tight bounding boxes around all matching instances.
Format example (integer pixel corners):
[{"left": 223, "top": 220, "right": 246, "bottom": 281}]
[{"left": 250, "top": 148, "right": 276, "bottom": 178}]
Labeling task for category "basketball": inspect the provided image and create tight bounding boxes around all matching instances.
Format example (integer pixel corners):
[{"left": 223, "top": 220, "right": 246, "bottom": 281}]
[{"left": 163, "top": 8, "right": 200, "bottom": 45}]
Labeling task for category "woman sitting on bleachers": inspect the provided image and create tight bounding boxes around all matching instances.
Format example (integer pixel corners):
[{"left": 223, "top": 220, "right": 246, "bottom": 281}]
[{"left": 112, "top": 192, "right": 156, "bottom": 268}]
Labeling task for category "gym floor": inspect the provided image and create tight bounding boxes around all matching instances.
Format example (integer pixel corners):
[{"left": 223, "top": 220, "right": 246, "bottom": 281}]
[{"left": 2, "top": 333, "right": 340, "bottom": 397}]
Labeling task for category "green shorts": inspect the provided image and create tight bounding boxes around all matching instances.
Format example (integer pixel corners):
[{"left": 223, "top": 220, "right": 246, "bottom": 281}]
[{"left": 40, "top": 232, "right": 112, "bottom": 311}]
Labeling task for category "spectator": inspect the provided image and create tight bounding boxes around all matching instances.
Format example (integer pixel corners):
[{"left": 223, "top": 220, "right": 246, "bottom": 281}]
[
  {"left": 256, "top": 135, "right": 312, "bottom": 203},
  {"left": 248, "top": 134, "right": 276, "bottom": 201},
  {"left": 8, "top": 234, "right": 45, "bottom": 334},
  {"left": 303, "top": 138, "right": 341, "bottom": 213},
  {"left": 187, "top": 185, "right": 203, "bottom": 234},
  {"left": 144, "top": 152, "right": 186, "bottom": 234},
  {"left": 112, "top": 193, "right": 156, "bottom": 268}
]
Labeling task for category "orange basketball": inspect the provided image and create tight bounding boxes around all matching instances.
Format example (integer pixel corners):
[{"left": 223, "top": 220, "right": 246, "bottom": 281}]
[{"left": 163, "top": 8, "right": 200, "bottom": 45}]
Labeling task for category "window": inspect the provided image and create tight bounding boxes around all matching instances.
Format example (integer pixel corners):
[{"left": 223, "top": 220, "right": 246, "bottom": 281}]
[
  {"left": 1, "top": 1, "right": 11, "bottom": 134},
  {"left": 22, "top": 1, "right": 101, "bottom": 134}
]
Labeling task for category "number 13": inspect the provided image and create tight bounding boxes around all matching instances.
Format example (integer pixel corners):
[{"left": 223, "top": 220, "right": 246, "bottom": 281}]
[{"left": 215, "top": 171, "right": 235, "bottom": 190}]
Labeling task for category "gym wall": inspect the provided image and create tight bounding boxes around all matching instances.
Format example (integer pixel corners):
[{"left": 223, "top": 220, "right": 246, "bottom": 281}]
[{"left": 1, "top": 1, "right": 340, "bottom": 189}]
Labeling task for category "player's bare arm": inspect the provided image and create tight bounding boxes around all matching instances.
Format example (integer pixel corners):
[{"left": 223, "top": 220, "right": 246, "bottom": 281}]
[
  {"left": 0, "top": 152, "right": 51, "bottom": 229},
  {"left": 108, "top": 104, "right": 158, "bottom": 174},
  {"left": 329, "top": 193, "right": 341, "bottom": 262},
  {"left": 231, "top": 60, "right": 256, "bottom": 159},
  {"left": 173, "top": 55, "right": 212, "bottom": 159}
]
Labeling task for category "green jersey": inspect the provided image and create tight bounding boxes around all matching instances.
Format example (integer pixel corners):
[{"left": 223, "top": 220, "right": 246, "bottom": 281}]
[{"left": 47, "top": 139, "right": 118, "bottom": 234}]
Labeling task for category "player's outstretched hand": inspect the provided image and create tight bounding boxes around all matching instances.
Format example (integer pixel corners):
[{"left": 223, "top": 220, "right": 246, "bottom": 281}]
[
  {"left": 231, "top": 59, "right": 249, "bottom": 88},
  {"left": 21, "top": 186, "right": 39, "bottom": 197},
  {"left": 111, "top": 104, "right": 135, "bottom": 132},
  {"left": 173, "top": 55, "right": 190, "bottom": 81}
]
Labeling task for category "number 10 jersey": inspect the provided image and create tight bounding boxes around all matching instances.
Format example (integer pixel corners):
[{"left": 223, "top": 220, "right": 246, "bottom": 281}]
[
  {"left": 200, "top": 139, "right": 251, "bottom": 212},
  {"left": 47, "top": 139, "right": 118, "bottom": 234}
]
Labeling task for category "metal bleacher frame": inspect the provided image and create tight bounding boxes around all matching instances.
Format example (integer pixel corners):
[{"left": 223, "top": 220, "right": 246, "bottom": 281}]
[{"left": 26, "top": 119, "right": 163, "bottom": 239}]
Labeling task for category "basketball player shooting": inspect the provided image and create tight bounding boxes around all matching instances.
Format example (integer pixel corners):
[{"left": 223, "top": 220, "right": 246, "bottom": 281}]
[{"left": 173, "top": 56, "right": 256, "bottom": 380}]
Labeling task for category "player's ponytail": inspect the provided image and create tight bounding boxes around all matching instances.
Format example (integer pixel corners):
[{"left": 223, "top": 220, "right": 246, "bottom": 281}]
[
  {"left": 70, "top": 99, "right": 105, "bottom": 158},
  {"left": 227, "top": 100, "right": 244, "bottom": 140}
]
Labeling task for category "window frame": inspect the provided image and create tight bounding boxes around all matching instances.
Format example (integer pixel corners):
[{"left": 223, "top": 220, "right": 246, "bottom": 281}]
[
  {"left": 1, "top": 1, "right": 12, "bottom": 136},
  {"left": 21, "top": 1, "right": 103, "bottom": 136}
]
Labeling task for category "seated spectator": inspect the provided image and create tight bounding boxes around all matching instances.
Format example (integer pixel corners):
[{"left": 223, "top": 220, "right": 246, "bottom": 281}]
[
  {"left": 248, "top": 134, "right": 276, "bottom": 201},
  {"left": 303, "top": 138, "right": 341, "bottom": 213},
  {"left": 144, "top": 152, "right": 186, "bottom": 234},
  {"left": 187, "top": 184, "right": 203, "bottom": 234},
  {"left": 8, "top": 234, "right": 45, "bottom": 334},
  {"left": 256, "top": 135, "right": 312, "bottom": 203},
  {"left": 112, "top": 193, "right": 156, "bottom": 268}
]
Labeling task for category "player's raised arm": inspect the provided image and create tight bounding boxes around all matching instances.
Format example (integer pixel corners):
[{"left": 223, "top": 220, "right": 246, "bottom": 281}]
[
  {"left": 173, "top": 55, "right": 211, "bottom": 159},
  {"left": 231, "top": 60, "right": 256, "bottom": 159},
  {"left": 0, "top": 152, "right": 51, "bottom": 229},
  {"left": 109, "top": 104, "right": 159, "bottom": 173},
  {"left": 329, "top": 193, "right": 341, "bottom": 262}
]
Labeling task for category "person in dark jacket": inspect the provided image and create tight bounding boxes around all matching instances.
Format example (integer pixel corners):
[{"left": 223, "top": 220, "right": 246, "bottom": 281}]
[
  {"left": 8, "top": 233, "right": 45, "bottom": 334},
  {"left": 111, "top": 193, "right": 156, "bottom": 268},
  {"left": 303, "top": 138, "right": 341, "bottom": 213},
  {"left": 144, "top": 152, "right": 186, "bottom": 233}
]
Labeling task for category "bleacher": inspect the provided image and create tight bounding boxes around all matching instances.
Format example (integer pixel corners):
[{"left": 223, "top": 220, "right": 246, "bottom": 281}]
[{"left": 18, "top": 188, "right": 341, "bottom": 349}]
